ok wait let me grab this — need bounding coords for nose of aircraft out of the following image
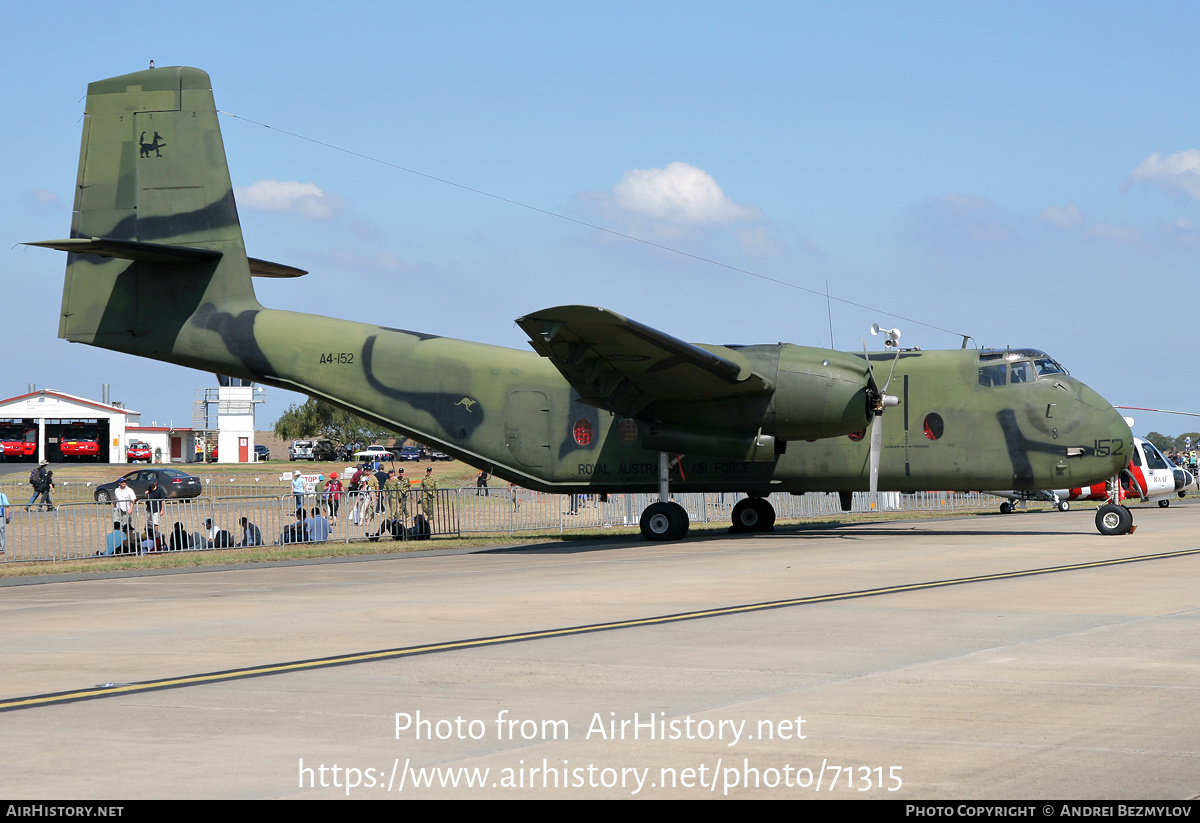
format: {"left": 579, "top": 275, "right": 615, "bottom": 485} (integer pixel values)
{"left": 1099, "top": 403, "right": 1133, "bottom": 478}
{"left": 1173, "top": 467, "right": 1195, "bottom": 492}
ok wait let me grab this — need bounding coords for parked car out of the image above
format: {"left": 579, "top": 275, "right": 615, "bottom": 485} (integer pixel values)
{"left": 93, "top": 468, "right": 202, "bottom": 502}
{"left": 126, "top": 441, "right": 153, "bottom": 463}
{"left": 289, "top": 440, "right": 314, "bottom": 461}
{"left": 429, "top": 450, "right": 452, "bottom": 461}
{"left": 254, "top": 444, "right": 270, "bottom": 461}
{"left": 398, "top": 446, "right": 422, "bottom": 461}
{"left": 363, "top": 444, "right": 394, "bottom": 460}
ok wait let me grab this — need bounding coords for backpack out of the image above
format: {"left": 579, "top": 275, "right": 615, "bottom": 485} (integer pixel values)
{"left": 29, "top": 467, "right": 41, "bottom": 487}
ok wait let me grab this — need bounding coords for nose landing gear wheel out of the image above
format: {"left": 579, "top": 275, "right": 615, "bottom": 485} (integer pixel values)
{"left": 1095, "top": 503, "right": 1134, "bottom": 535}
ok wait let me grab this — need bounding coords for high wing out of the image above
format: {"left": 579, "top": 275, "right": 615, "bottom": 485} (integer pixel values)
{"left": 516, "top": 305, "right": 772, "bottom": 417}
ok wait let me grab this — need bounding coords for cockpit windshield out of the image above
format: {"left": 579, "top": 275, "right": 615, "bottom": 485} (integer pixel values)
{"left": 978, "top": 349, "right": 1069, "bottom": 388}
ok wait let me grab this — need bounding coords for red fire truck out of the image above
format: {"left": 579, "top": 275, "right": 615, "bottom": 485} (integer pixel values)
{"left": 0, "top": 424, "right": 36, "bottom": 461}
{"left": 60, "top": 422, "right": 101, "bottom": 460}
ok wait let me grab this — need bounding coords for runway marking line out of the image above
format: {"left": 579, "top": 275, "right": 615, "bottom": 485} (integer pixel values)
{"left": 3, "top": 547, "right": 1197, "bottom": 712}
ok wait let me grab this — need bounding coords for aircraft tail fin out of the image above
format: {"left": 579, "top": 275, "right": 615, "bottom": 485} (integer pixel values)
{"left": 38, "top": 66, "right": 260, "bottom": 360}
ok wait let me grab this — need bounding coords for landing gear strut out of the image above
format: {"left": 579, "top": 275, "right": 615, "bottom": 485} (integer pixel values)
{"left": 639, "top": 452, "right": 690, "bottom": 541}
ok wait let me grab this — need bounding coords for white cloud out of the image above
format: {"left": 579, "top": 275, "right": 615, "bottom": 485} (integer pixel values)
{"left": 24, "top": 188, "right": 66, "bottom": 209}
{"left": 234, "top": 180, "right": 344, "bottom": 219}
{"left": 736, "top": 225, "right": 784, "bottom": 257}
{"left": 1126, "top": 150, "right": 1200, "bottom": 199}
{"left": 1040, "top": 204, "right": 1084, "bottom": 228}
{"left": 1085, "top": 222, "right": 1142, "bottom": 244}
{"left": 612, "top": 162, "right": 758, "bottom": 225}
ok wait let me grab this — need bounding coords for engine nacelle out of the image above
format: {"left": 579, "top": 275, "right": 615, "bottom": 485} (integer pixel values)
{"left": 643, "top": 422, "right": 778, "bottom": 462}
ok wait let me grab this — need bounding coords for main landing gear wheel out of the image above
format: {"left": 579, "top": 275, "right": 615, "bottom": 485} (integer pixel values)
{"left": 1095, "top": 503, "right": 1135, "bottom": 536}
{"left": 1158, "top": 499, "right": 1171, "bottom": 508}
{"left": 999, "top": 502, "right": 1013, "bottom": 514}
{"left": 1057, "top": 501, "right": 1070, "bottom": 512}
{"left": 729, "top": 497, "right": 776, "bottom": 533}
{"left": 640, "top": 501, "right": 689, "bottom": 541}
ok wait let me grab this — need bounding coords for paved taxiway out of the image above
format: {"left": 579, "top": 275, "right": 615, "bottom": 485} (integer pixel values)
{"left": 2, "top": 500, "right": 1199, "bottom": 799}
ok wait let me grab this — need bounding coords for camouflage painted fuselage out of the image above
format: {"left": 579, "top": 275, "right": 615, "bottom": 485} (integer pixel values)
{"left": 39, "top": 67, "right": 1131, "bottom": 494}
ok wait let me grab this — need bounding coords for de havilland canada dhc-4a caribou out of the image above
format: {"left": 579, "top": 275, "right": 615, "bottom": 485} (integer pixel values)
{"left": 29, "top": 67, "right": 1135, "bottom": 539}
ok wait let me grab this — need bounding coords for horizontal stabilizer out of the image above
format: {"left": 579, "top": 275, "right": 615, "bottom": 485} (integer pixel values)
{"left": 26, "top": 237, "right": 222, "bottom": 264}
{"left": 27, "top": 239, "right": 306, "bottom": 278}
{"left": 517, "top": 305, "right": 772, "bottom": 416}
{"left": 247, "top": 258, "right": 308, "bottom": 278}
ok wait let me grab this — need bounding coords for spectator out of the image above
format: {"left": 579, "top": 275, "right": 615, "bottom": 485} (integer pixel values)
{"left": 280, "top": 511, "right": 308, "bottom": 545}
{"left": 306, "top": 507, "right": 331, "bottom": 542}
{"left": 170, "top": 521, "right": 194, "bottom": 552}
{"left": 27, "top": 467, "right": 54, "bottom": 512}
{"left": 99, "top": 521, "right": 126, "bottom": 556}
{"left": 239, "top": 517, "right": 262, "bottom": 547}
{"left": 144, "top": 475, "right": 166, "bottom": 530}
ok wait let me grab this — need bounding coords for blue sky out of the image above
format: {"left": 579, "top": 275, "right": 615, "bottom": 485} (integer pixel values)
{"left": 4, "top": 1, "right": 1198, "bottom": 437}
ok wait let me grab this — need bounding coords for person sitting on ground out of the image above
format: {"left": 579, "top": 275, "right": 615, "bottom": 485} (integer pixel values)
{"left": 239, "top": 517, "right": 262, "bottom": 547}
{"left": 305, "top": 506, "right": 331, "bottom": 542}
{"left": 99, "top": 521, "right": 126, "bottom": 556}
{"left": 170, "top": 521, "right": 194, "bottom": 552}
{"left": 280, "top": 511, "right": 308, "bottom": 545}
{"left": 139, "top": 526, "right": 162, "bottom": 556}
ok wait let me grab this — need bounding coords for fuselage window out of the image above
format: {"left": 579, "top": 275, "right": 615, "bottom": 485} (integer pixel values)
{"left": 923, "top": 413, "right": 944, "bottom": 441}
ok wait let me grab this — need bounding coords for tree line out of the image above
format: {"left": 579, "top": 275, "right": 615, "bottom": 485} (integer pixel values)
{"left": 1145, "top": 432, "right": 1200, "bottom": 453}
{"left": 273, "top": 398, "right": 400, "bottom": 446}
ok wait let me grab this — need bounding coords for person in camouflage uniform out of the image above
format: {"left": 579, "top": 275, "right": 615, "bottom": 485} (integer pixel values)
{"left": 420, "top": 467, "right": 437, "bottom": 525}
{"left": 393, "top": 468, "right": 409, "bottom": 524}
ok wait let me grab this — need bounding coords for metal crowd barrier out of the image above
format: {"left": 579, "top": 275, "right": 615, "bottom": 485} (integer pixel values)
{"left": 0, "top": 487, "right": 991, "bottom": 563}
{"left": 449, "top": 488, "right": 992, "bottom": 535}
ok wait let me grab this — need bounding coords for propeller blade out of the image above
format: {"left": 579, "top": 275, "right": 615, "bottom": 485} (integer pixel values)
{"left": 869, "top": 411, "right": 883, "bottom": 506}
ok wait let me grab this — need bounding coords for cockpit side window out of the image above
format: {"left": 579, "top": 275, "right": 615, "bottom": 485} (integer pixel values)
{"left": 1142, "top": 442, "right": 1171, "bottom": 470}
{"left": 1034, "top": 358, "right": 1064, "bottom": 377}
{"left": 1009, "top": 361, "right": 1033, "bottom": 384}
{"left": 978, "top": 364, "right": 1007, "bottom": 387}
